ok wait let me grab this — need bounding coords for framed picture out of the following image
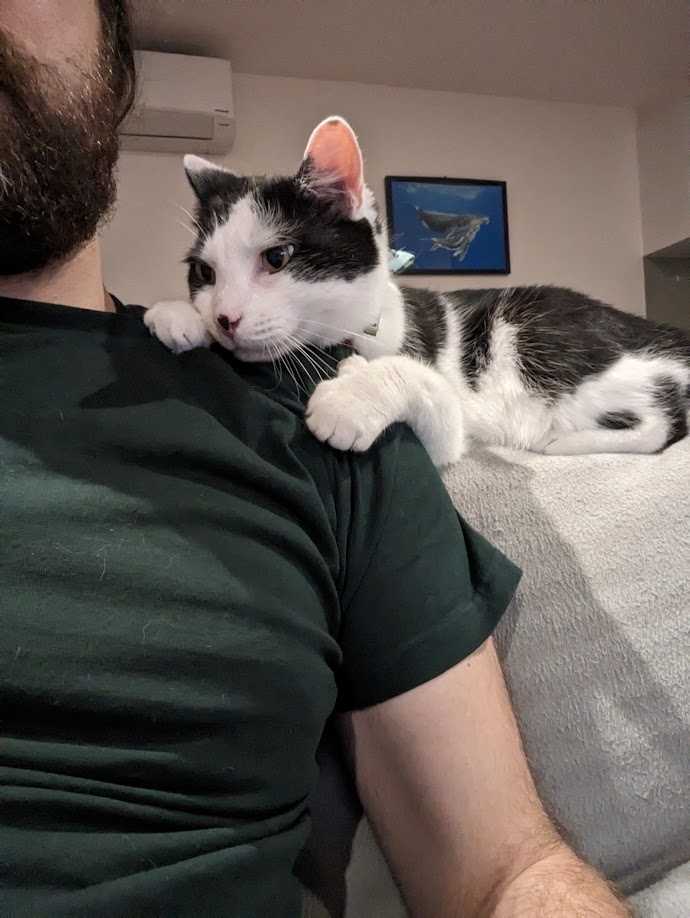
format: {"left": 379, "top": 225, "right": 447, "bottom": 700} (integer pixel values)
{"left": 384, "top": 175, "right": 510, "bottom": 276}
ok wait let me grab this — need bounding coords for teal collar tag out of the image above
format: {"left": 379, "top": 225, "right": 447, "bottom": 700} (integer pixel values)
{"left": 362, "top": 312, "right": 381, "bottom": 337}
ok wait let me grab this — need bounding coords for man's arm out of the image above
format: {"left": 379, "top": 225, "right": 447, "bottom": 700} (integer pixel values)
{"left": 339, "top": 638, "right": 630, "bottom": 918}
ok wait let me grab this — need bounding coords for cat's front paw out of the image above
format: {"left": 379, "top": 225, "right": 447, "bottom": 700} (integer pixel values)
{"left": 144, "top": 300, "right": 212, "bottom": 354}
{"left": 335, "top": 354, "right": 368, "bottom": 377}
{"left": 306, "top": 368, "right": 388, "bottom": 453}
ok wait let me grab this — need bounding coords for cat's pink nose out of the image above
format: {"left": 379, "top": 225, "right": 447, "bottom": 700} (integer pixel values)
{"left": 217, "top": 314, "right": 241, "bottom": 338}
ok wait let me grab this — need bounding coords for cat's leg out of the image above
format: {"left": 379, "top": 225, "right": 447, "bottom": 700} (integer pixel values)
{"left": 144, "top": 300, "right": 213, "bottom": 354}
{"left": 536, "top": 415, "right": 679, "bottom": 455}
{"left": 537, "top": 366, "right": 690, "bottom": 455}
{"left": 539, "top": 380, "right": 689, "bottom": 455}
{"left": 306, "top": 354, "right": 467, "bottom": 466}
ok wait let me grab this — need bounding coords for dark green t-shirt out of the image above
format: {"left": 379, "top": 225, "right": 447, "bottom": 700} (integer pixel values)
{"left": 0, "top": 297, "right": 521, "bottom": 918}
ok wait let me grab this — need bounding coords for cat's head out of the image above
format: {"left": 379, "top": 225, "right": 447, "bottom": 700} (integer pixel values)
{"left": 182, "top": 116, "right": 389, "bottom": 362}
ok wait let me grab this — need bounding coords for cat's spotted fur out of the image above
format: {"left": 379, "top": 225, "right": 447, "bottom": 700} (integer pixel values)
{"left": 145, "top": 117, "right": 690, "bottom": 465}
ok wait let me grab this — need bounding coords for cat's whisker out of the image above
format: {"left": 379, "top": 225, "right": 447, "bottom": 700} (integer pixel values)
{"left": 296, "top": 340, "right": 343, "bottom": 380}
{"left": 264, "top": 339, "right": 273, "bottom": 361}
{"left": 175, "top": 219, "right": 198, "bottom": 240}
{"left": 294, "top": 349, "right": 325, "bottom": 388}
{"left": 268, "top": 342, "right": 283, "bottom": 386}
{"left": 282, "top": 349, "right": 309, "bottom": 398}
{"left": 289, "top": 353, "right": 311, "bottom": 390}
{"left": 301, "top": 346, "right": 338, "bottom": 379}
{"left": 174, "top": 203, "right": 203, "bottom": 233}
{"left": 288, "top": 345, "right": 319, "bottom": 393}
{"left": 289, "top": 336, "right": 339, "bottom": 379}
{"left": 280, "top": 352, "right": 300, "bottom": 395}
{"left": 262, "top": 339, "right": 283, "bottom": 392}
{"left": 171, "top": 205, "right": 205, "bottom": 242}
{"left": 298, "top": 319, "right": 374, "bottom": 345}
{"left": 298, "top": 318, "right": 357, "bottom": 335}
{"left": 290, "top": 333, "right": 329, "bottom": 373}
{"left": 296, "top": 337, "right": 341, "bottom": 365}
{"left": 285, "top": 335, "right": 328, "bottom": 386}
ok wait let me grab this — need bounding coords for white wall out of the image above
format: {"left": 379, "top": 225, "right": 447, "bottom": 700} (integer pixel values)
{"left": 636, "top": 94, "right": 690, "bottom": 256}
{"left": 102, "top": 73, "right": 645, "bottom": 313}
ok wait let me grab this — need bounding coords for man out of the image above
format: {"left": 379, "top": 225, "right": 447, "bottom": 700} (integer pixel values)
{"left": 0, "top": 2, "right": 631, "bottom": 916}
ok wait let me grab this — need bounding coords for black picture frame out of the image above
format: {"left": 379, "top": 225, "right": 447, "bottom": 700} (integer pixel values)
{"left": 384, "top": 175, "right": 511, "bottom": 276}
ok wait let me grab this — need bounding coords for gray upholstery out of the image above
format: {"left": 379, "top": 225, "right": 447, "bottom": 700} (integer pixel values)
{"left": 300, "top": 439, "right": 690, "bottom": 918}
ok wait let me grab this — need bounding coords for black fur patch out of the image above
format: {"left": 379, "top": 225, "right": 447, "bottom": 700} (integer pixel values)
{"left": 185, "top": 257, "right": 210, "bottom": 300}
{"left": 188, "top": 171, "right": 251, "bottom": 247}
{"left": 400, "top": 288, "right": 447, "bottom": 363}
{"left": 597, "top": 410, "right": 640, "bottom": 430}
{"left": 252, "top": 176, "right": 379, "bottom": 283}
{"left": 444, "top": 289, "right": 497, "bottom": 389}
{"left": 434, "top": 285, "right": 690, "bottom": 399}
{"left": 654, "top": 376, "right": 688, "bottom": 449}
{"left": 507, "top": 287, "right": 690, "bottom": 398}
{"left": 370, "top": 197, "right": 383, "bottom": 235}
{"left": 186, "top": 165, "right": 244, "bottom": 205}
{"left": 184, "top": 166, "right": 379, "bottom": 289}
{"left": 506, "top": 287, "right": 623, "bottom": 396}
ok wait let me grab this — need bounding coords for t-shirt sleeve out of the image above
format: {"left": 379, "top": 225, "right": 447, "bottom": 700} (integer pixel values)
{"left": 334, "top": 426, "right": 522, "bottom": 711}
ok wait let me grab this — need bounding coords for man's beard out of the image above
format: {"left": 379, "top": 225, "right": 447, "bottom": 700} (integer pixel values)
{"left": 0, "top": 32, "right": 121, "bottom": 276}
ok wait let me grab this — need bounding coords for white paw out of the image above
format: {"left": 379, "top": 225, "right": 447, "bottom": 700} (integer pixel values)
{"left": 306, "top": 371, "right": 388, "bottom": 453}
{"left": 540, "top": 438, "right": 564, "bottom": 455}
{"left": 336, "top": 354, "right": 368, "bottom": 378}
{"left": 426, "top": 428, "right": 468, "bottom": 467}
{"left": 532, "top": 430, "right": 577, "bottom": 455}
{"left": 144, "top": 300, "right": 212, "bottom": 355}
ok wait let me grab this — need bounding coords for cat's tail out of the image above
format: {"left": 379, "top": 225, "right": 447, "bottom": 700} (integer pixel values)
{"left": 639, "top": 322, "right": 690, "bottom": 449}
{"left": 660, "top": 328, "right": 690, "bottom": 448}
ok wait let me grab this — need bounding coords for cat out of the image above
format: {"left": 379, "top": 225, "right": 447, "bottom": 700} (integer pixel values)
{"left": 144, "top": 115, "right": 690, "bottom": 466}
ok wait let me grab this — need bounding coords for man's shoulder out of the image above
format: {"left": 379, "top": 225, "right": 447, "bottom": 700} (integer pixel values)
{"left": 110, "top": 300, "right": 438, "bottom": 498}
{"left": 112, "top": 297, "right": 145, "bottom": 320}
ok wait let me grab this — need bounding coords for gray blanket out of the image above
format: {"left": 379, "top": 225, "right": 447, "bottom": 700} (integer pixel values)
{"left": 300, "top": 439, "right": 690, "bottom": 918}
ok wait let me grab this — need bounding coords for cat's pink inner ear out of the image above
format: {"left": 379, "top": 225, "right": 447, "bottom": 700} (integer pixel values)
{"left": 304, "top": 118, "right": 364, "bottom": 208}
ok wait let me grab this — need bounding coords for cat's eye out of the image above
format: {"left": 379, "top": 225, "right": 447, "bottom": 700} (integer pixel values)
{"left": 262, "top": 244, "right": 295, "bottom": 274}
{"left": 192, "top": 260, "right": 216, "bottom": 285}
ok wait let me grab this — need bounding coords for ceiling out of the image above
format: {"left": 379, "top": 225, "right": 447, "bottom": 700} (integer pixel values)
{"left": 134, "top": 0, "right": 688, "bottom": 107}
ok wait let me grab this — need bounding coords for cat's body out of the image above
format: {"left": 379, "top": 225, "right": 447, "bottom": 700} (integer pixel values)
{"left": 348, "top": 283, "right": 690, "bottom": 460}
{"left": 145, "top": 117, "right": 690, "bottom": 465}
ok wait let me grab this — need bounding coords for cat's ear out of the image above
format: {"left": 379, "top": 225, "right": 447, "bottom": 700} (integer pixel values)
{"left": 298, "top": 116, "right": 364, "bottom": 216}
{"left": 184, "top": 154, "right": 236, "bottom": 201}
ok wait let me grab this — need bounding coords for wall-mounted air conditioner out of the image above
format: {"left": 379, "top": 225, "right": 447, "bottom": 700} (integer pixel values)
{"left": 119, "top": 51, "right": 235, "bottom": 154}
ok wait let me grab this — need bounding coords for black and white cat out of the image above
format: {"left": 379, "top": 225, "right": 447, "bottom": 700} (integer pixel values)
{"left": 145, "top": 116, "right": 690, "bottom": 465}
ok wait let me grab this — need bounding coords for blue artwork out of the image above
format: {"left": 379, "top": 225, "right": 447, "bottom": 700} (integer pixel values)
{"left": 385, "top": 176, "right": 510, "bottom": 275}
